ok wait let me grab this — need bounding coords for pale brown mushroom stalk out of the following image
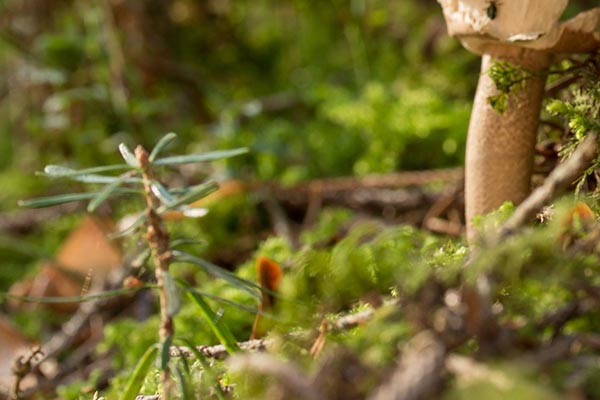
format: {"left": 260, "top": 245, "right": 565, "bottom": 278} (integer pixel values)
{"left": 437, "top": 0, "right": 600, "bottom": 240}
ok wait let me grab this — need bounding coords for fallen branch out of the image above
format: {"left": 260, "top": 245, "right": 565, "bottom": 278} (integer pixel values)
{"left": 329, "top": 307, "right": 375, "bottom": 331}
{"left": 262, "top": 193, "right": 298, "bottom": 249}
{"left": 11, "top": 346, "right": 43, "bottom": 400}
{"left": 497, "top": 133, "right": 598, "bottom": 239}
{"left": 367, "top": 331, "right": 446, "bottom": 400}
{"left": 265, "top": 168, "right": 464, "bottom": 227}
{"left": 16, "top": 273, "right": 136, "bottom": 399}
{"left": 446, "top": 354, "right": 511, "bottom": 390}
{"left": 171, "top": 304, "right": 381, "bottom": 360}
{"left": 171, "top": 339, "right": 271, "bottom": 360}
{"left": 227, "top": 353, "right": 322, "bottom": 400}
{"left": 3, "top": 169, "right": 463, "bottom": 237}
{"left": 282, "top": 168, "right": 463, "bottom": 193}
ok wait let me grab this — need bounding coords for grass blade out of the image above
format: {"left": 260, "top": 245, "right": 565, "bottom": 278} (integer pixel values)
{"left": 187, "top": 291, "right": 239, "bottom": 355}
{"left": 153, "top": 148, "right": 248, "bottom": 166}
{"left": 174, "top": 366, "right": 191, "bottom": 400}
{"left": 172, "top": 250, "right": 260, "bottom": 298}
{"left": 181, "top": 286, "right": 259, "bottom": 315}
{"left": 180, "top": 338, "right": 226, "bottom": 400}
{"left": 174, "top": 345, "right": 191, "bottom": 374}
{"left": 149, "top": 132, "right": 177, "bottom": 162}
{"left": 118, "top": 344, "right": 158, "bottom": 400}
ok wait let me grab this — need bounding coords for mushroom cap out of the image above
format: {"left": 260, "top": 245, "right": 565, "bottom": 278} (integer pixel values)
{"left": 438, "top": 0, "right": 600, "bottom": 54}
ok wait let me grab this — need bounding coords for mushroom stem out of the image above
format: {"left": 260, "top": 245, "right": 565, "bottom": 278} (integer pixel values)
{"left": 465, "top": 48, "right": 551, "bottom": 240}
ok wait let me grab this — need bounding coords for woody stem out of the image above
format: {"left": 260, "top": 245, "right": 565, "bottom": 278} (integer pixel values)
{"left": 135, "top": 145, "right": 174, "bottom": 398}
{"left": 465, "top": 48, "right": 550, "bottom": 241}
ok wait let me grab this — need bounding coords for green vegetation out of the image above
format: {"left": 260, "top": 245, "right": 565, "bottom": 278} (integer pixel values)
{"left": 0, "top": 1, "right": 599, "bottom": 399}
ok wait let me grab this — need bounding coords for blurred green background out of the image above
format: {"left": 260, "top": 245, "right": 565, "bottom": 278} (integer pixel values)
{"left": 0, "top": 0, "right": 479, "bottom": 210}
{"left": 1, "top": 0, "right": 595, "bottom": 203}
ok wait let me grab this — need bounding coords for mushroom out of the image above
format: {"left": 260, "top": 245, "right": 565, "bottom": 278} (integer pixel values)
{"left": 437, "top": 0, "right": 600, "bottom": 240}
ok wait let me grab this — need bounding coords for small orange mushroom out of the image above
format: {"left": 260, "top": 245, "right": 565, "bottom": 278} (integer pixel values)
{"left": 250, "top": 256, "right": 283, "bottom": 340}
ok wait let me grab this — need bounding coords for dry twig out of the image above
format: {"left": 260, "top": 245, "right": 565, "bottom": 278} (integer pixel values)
{"left": 262, "top": 192, "right": 298, "bottom": 248}
{"left": 136, "top": 145, "right": 175, "bottom": 398}
{"left": 446, "top": 354, "right": 511, "bottom": 390}
{"left": 367, "top": 331, "right": 446, "bottom": 400}
{"left": 170, "top": 305, "right": 381, "bottom": 360}
{"left": 228, "top": 353, "right": 322, "bottom": 400}
{"left": 171, "top": 339, "right": 271, "bottom": 360}
{"left": 498, "top": 133, "right": 598, "bottom": 239}
{"left": 16, "top": 268, "right": 134, "bottom": 399}
{"left": 11, "top": 347, "right": 43, "bottom": 400}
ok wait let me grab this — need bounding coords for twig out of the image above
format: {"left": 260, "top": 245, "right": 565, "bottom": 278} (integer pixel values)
{"left": 227, "top": 353, "right": 322, "bottom": 400}
{"left": 171, "top": 306, "right": 381, "bottom": 360}
{"left": 534, "top": 299, "right": 591, "bottom": 338}
{"left": 498, "top": 133, "right": 598, "bottom": 239}
{"left": 30, "top": 267, "right": 131, "bottom": 365}
{"left": 135, "top": 146, "right": 174, "bottom": 398}
{"left": 580, "top": 284, "right": 600, "bottom": 302}
{"left": 271, "top": 167, "right": 463, "bottom": 198}
{"left": 262, "top": 193, "right": 298, "bottom": 248}
{"left": 461, "top": 276, "right": 501, "bottom": 355}
{"left": 578, "top": 333, "right": 600, "bottom": 350}
{"left": 422, "top": 183, "right": 462, "bottom": 224}
{"left": 18, "top": 354, "right": 114, "bottom": 400}
{"left": 301, "top": 183, "right": 323, "bottom": 231}
{"left": 423, "top": 217, "right": 464, "bottom": 236}
{"left": 3, "top": 169, "right": 460, "bottom": 237}
{"left": 528, "top": 335, "right": 578, "bottom": 365}
{"left": 309, "top": 319, "right": 328, "bottom": 358}
{"left": 422, "top": 181, "right": 464, "bottom": 236}
{"left": 568, "top": 225, "right": 600, "bottom": 254}
{"left": 330, "top": 307, "right": 376, "bottom": 331}
{"left": 17, "top": 288, "right": 134, "bottom": 399}
{"left": 367, "top": 331, "right": 446, "bottom": 400}
{"left": 262, "top": 170, "right": 464, "bottom": 229}
{"left": 171, "top": 339, "right": 271, "bottom": 360}
{"left": 545, "top": 74, "right": 582, "bottom": 98}
{"left": 446, "top": 354, "right": 511, "bottom": 390}
{"left": 11, "top": 347, "right": 43, "bottom": 400}
{"left": 0, "top": 203, "right": 82, "bottom": 234}
{"left": 524, "top": 332, "right": 600, "bottom": 366}
{"left": 36, "top": 300, "right": 98, "bottom": 362}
